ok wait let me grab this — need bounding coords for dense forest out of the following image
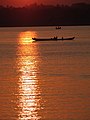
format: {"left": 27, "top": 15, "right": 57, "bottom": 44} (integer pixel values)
{"left": 0, "top": 3, "right": 90, "bottom": 26}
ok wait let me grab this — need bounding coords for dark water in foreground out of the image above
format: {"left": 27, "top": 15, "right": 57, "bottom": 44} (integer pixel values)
{"left": 0, "top": 26, "right": 90, "bottom": 120}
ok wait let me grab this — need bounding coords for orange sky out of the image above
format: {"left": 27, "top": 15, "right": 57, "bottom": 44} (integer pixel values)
{"left": 0, "top": 0, "right": 90, "bottom": 7}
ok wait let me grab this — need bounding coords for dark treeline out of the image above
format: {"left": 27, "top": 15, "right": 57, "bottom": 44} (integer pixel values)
{"left": 0, "top": 3, "right": 90, "bottom": 27}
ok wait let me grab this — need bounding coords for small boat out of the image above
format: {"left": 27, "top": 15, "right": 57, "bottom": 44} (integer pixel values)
{"left": 56, "top": 26, "right": 61, "bottom": 29}
{"left": 32, "top": 37, "right": 75, "bottom": 41}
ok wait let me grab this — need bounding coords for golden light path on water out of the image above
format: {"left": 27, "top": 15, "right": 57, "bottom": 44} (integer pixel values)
{"left": 17, "top": 31, "right": 41, "bottom": 120}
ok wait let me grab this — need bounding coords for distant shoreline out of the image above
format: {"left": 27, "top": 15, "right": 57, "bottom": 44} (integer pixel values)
{"left": 0, "top": 3, "right": 90, "bottom": 27}
{"left": 0, "top": 24, "right": 90, "bottom": 27}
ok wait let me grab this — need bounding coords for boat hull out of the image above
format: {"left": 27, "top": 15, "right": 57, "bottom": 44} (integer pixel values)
{"left": 32, "top": 37, "right": 75, "bottom": 41}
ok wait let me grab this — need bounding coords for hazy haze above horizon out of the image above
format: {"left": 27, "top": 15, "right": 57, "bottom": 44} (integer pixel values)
{"left": 0, "top": 0, "right": 90, "bottom": 7}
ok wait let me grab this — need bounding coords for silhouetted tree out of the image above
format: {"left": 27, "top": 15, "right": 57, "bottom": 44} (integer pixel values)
{"left": 0, "top": 3, "right": 90, "bottom": 26}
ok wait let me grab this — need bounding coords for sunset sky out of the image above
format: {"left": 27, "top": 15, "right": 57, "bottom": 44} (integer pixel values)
{"left": 0, "top": 0, "right": 90, "bottom": 7}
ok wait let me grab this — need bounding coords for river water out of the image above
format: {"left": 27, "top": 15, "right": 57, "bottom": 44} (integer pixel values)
{"left": 0, "top": 26, "right": 90, "bottom": 120}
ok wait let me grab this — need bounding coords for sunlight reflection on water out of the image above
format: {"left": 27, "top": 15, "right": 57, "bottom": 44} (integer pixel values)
{"left": 16, "top": 31, "right": 42, "bottom": 120}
